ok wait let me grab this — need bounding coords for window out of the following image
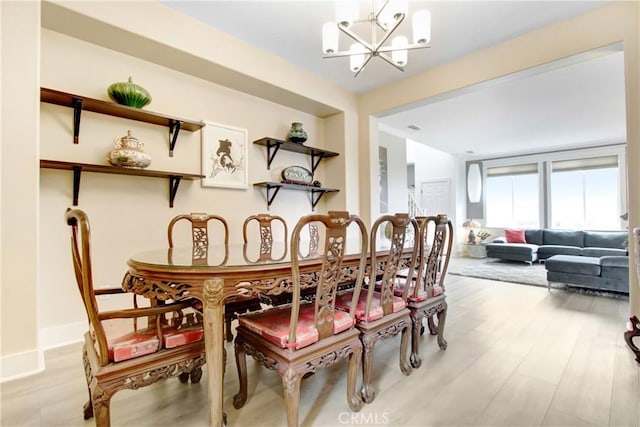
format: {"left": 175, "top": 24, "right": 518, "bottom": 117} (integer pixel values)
{"left": 485, "top": 163, "right": 540, "bottom": 228}
{"left": 550, "top": 156, "right": 619, "bottom": 230}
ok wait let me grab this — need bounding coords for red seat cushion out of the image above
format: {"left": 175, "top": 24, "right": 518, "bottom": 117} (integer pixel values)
{"left": 238, "top": 303, "right": 354, "bottom": 350}
{"left": 394, "top": 277, "right": 428, "bottom": 302}
{"left": 395, "top": 278, "right": 444, "bottom": 302}
{"left": 108, "top": 330, "right": 159, "bottom": 362}
{"left": 163, "top": 326, "right": 204, "bottom": 348}
{"left": 335, "top": 290, "right": 406, "bottom": 322}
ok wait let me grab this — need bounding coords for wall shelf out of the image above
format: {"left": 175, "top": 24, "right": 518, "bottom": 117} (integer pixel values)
{"left": 40, "top": 88, "right": 204, "bottom": 156}
{"left": 40, "top": 159, "right": 204, "bottom": 208}
{"left": 253, "top": 137, "right": 339, "bottom": 173}
{"left": 253, "top": 181, "right": 339, "bottom": 211}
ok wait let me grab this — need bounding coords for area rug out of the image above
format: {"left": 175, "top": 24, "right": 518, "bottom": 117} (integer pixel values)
{"left": 447, "top": 257, "right": 628, "bottom": 299}
{"left": 448, "top": 257, "right": 547, "bottom": 287}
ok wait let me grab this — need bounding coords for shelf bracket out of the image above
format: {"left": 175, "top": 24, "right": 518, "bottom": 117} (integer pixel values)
{"left": 265, "top": 184, "right": 282, "bottom": 210}
{"left": 265, "top": 141, "right": 282, "bottom": 170}
{"left": 310, "top": 189, "right": 327, "bottom": 211}
{"left": 72, "top": 166, "right": 82, "bottom": 205}
{"left": 168, "top": 175, "right": 182, "bottom": 208}
{"left": 310, "top": 152, "right": 326, "bottom": 174}
{"left": 169, "top": 120, "right": 183, "bottom": 157}
{"left": 72, "top": 97, "right": 83, "bottom": 144}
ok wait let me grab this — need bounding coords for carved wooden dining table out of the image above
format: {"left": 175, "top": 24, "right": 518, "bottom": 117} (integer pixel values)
{"left": 122, "top": 241, "right": 413, "bottom": 426}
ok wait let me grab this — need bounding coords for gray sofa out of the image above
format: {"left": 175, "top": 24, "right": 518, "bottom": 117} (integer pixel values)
{"left": 485, "top": 229, "right": 627, "bottom": 263}
{"left": 485, "top": 228, "right": 629, "bottom": 293}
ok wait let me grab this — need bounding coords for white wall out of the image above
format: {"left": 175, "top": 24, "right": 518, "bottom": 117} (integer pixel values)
{"left": 2, "top": 0, "right": 359, "bottom": 381}
{"left": 378, "top": 132, "right": 407, "bottom": 215}
{"left": 407, "top": 139, "right": 461, "bottom": 223}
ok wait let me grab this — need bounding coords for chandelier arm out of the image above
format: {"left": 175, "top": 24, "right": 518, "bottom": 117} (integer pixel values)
{"left": 353, "top": 55, "right": 374, "bottom": 78}
{"left": 338, "top": 25, "right": 373, "bottom": 52}
{"left": 374, "top": 0, "right": 391, "bottom": 20}
{"left": 377, "top": 43, "right": 432, "bottom": 53}
{"left": 373, "top": 14, "right": 405, "bottom": 52}
{"left": 377, "top": 52, "right": 405, "bottom": 72}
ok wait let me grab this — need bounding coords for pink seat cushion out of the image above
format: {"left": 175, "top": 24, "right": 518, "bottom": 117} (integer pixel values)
{"left": 335, "top": 290, "right": 406, "bottom": 322}
{"left": 238, "top": 303, "right": 354, "bottom": 350}
{"left": 108, "top": 330, "right": 159, "bottom": 362}
{"left": 394, "top": 278, "right": 428, "bottom": 302}
{"left": 163, "top": 326, "right": 204, "bottom": 348}
{"left": 395, "top": 278, "right": 444, "bottom": 302}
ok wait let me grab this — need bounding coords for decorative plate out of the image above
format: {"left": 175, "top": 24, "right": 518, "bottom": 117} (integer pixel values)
{"left": 281, "top": 166, "right": 313, "bottom": 185}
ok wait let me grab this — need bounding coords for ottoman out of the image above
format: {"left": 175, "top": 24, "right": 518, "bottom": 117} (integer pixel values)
{"left": 545, "top": 255, "right": 601, "bottom": 291}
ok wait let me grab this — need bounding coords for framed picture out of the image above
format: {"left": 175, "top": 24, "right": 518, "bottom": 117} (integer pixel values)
{"left": 201, "top": 120, "right": 248, "bottom": 189}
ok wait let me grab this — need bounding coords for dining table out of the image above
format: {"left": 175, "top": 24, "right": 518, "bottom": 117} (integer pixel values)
{"left": 122, "top": 240, "right": 414, "bottom": 426}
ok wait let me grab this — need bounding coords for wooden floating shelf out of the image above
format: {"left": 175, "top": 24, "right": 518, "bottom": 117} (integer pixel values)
{"left": 253, "top": 181, "right": 339, "bottom": 210}
{"left": 41, "top": 159, "right": 203, "bottom": 208}
{"left": 253, "top": 137, "right": 339, "bottom": 172}
{"left": 41, "top": 87, "right": 203, "bottom": 155}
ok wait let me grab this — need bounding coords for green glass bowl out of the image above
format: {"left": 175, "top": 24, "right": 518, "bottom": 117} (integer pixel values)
{"left": 107, "top": 77, "right": 152, "bottom": 109}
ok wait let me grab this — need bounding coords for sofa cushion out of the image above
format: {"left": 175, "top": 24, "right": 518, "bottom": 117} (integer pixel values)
{"left": 543, "top": 230, "right": 583, "bottom": 247}
{"left": 583, "top": 231, "right": 627, "bottom": 250}
{"left": 486, "top": 243, "right": 538, "bottom": 257}
{"left": 538, "top": 245, "right": 583, "bottom": 259}
{"left": 582, "top": 247, "right": 627, "bottom": 257}
{"left": 524, "top": 229, "right": 543, "bottom": 245}
{"left": 545, "top": 255, "right": 601, "bottom": 276}
{"left": 505, "top": 229, "right": 526, "bottom": 243}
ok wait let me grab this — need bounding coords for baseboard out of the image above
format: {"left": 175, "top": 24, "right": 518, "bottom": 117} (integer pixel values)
{"left": 0, "top": 348, "right": 43, "bottom": 383}
{"left": 39, "top": 321, "right": 85, "bottom": 351}
{"left": 0, "top": 322, "right": 85, "bottom": 383}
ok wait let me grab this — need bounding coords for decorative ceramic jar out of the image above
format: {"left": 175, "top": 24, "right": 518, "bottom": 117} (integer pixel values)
{"left": 107, "top": 76, "right": 152, "bottom": 108}
{"left": 286, "top": 122, "right": 308, "bottom": 144}
{"left": 108, "top": 130, "right": 151, "bottom": 169}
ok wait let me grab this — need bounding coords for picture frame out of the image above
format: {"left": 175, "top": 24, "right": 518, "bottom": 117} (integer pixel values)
{"left": 201, "top": 120, "right": 248, "bottom": 189}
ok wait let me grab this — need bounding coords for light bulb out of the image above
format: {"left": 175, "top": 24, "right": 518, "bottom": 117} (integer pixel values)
{"left": 322, "top": 22, "right": 338, "bottom": 54}
{"left": 336, "top": 1, "right": 358, "bottom": 27}
{"left": 349, "top": 44, "right": 366, "bottom": 72}
{"left": 412, "top": 9, "right": 431, "bottom": 44}
{"left": 391, "top": 36, "right": 408, "bottom": 66}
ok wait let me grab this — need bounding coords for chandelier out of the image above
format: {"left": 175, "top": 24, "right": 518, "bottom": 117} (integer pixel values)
{"left": 322, "top": 0, "right": 431, "bottom": 77}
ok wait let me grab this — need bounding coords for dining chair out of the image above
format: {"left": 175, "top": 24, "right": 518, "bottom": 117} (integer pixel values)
{"left": 233, "top": 211, "right": 368, "bottom": 427}
{"left": 334, "top": 212, "right": 417, "bottom": 403}
{"left": 396, "top": 214, "right": 453, "bottom": 368}
{"left": 167, "top": 212, "right": 262, "bottom": 342}
{"left": 242, "top": 213, "right": 288, "bottom": 262}
{"left": 65, "top": 209, "right": 206, "bottom": 427}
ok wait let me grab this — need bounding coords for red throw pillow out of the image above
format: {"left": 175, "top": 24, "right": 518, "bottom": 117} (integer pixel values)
{"left": 505, "top": 229, "right": 526, "bottom": 243}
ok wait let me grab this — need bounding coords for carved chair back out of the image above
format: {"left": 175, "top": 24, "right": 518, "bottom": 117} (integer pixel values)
{"left": 366, "top": 213, "right": 418, "bottom": 316}
{"left": 167, "top": 213, "right": 229, "bottom": 248}
{"left": 412, "top": 214, "right": 453, "bottom": 299}
{"left": 289, "top": 211, "right": 368, "bottom": 343}
{"left": 242, "top": 213, "right": 288, "bottom": 262}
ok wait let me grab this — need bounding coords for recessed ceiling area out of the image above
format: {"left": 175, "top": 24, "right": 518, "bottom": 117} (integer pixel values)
{"left": 378, "top": 47, "right": 627, "bottom": 158}
{"left": 158, "top": 1, "right": 624, "bottom": 159}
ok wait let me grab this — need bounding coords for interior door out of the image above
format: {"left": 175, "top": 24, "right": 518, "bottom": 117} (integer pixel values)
{"left": 420, "top": 179, "right": 451, "bottom": 216}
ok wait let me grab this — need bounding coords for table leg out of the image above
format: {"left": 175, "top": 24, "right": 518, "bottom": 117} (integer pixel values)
{"left": 204, "top": 278, "right": 225, "bottom": 427}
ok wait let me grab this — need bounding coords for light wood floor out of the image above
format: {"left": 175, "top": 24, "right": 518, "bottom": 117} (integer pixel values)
{"left": 2, "top": 275, "right": 639, "bottom": 427}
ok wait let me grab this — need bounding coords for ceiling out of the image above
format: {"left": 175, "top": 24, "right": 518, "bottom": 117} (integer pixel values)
{"left": 159, "top": 1, "right": 626, "bottom": 158}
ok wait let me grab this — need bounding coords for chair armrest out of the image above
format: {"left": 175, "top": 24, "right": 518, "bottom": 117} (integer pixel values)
{"left": 98, "top": 300, "right": 194, "bottom": 321}
{"left": 95, "top": 287, "right": 127, "bottom": 295}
